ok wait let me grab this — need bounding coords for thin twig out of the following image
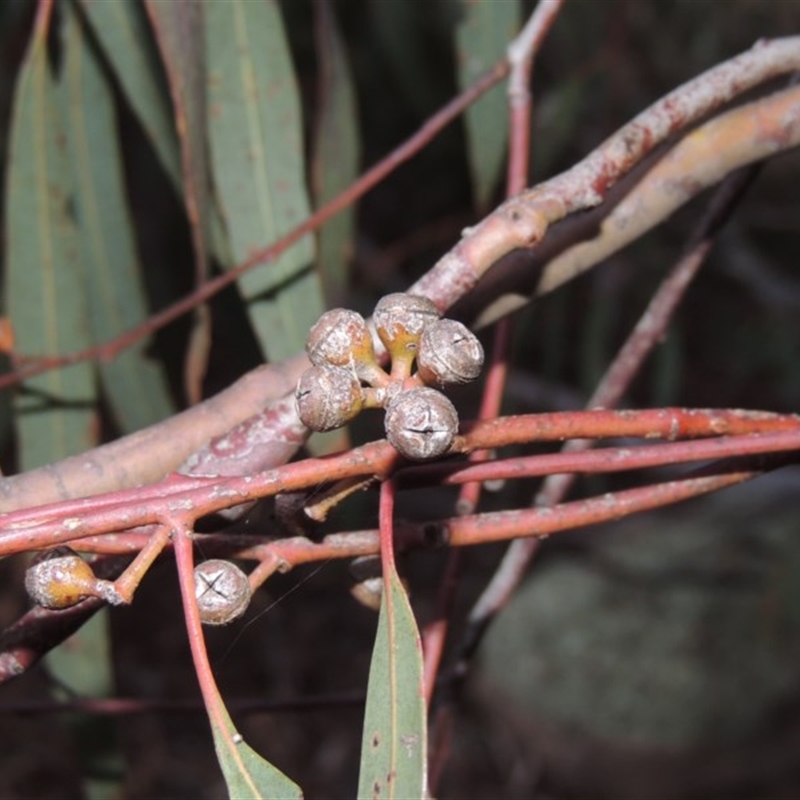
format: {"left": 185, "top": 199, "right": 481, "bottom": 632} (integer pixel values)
{"left": 3, "top": 445, "right": 795, "bottom": 683}
{"left": 3, "top": 407, "right": 795, "bottom": 555}
{"left": 422, "top": 0, "right": 565, "bottom": 713}
{"left": 456, "top": 164, "right": 764, "bottom": 663}
{"left": 411, "top": 37, "right": 800, "bottom": 309}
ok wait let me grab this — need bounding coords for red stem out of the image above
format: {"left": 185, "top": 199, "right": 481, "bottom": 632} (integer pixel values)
{"left": 2, "top": 408, "right": 797, "bottom": 555}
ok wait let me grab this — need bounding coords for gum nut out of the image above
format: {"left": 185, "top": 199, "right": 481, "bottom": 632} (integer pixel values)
{"left": 384, "top": 387, "right": 458, "bottom": 460}
{"left": 195, "top": 559, "right": 252, "bottom": 625}
{"left": 417, "top": 319, "right": 484, "bottom": 386}
{"left": 306, "top": 308, "right": 375, "bottom": 367}
{"left": 373, "top": 293, "right": 441, "bottom": 351}
{"left": 296, "top": 365, "right": 364, "bottom": 431}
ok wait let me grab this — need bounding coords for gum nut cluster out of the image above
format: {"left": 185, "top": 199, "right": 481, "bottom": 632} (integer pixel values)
{"left": 295, "top": 292, "right": 484, "bottom": 460}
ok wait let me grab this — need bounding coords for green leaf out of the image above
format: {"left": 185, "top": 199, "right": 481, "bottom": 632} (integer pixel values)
{"left": 76, "top": 0, "right": 231, "bottom": 268}
{"left": 311, "top": 0, "right": 360, "bottom": 305}
{"left": 144, "top": 0, "right": 210, "bottom": 276}
{"left": 4, "top": 22, "right": 97, "bottom": 470}
{"left": 211, "top": 698, "right": 303, "bottom": 800}
{"left": 75, "top": 0, "right": 182, "bottom": 188}
{"left": 206, "top": 0, "right": 325, "bottom": 363}
{"left": 358, "top": 569, "right": 427, "bottom": 800}
{"left": 144, "top": 0, "right": 213, "bottom": 401}
{"left": 62, "top": 4, "right": 175, "bottom": 433}
{"left": 455, "top": 0, "right": 521, "bottom": 211}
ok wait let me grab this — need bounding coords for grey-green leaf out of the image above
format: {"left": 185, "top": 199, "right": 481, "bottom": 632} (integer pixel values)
{"left": 206, "top": 0, "right": 325, "bottom": 363}
{"left": 357, "top": 569, "right": 427, "bottom": 800}
{"left": 455, "top": 0, "right": 521, "bottom": 211}
{"left": 211, "top": 703, "right": 303, "bottom": 800}
{"left": 4, "top": 23, "right": 97, "bottom": 470}
{"left": 311, "top": 0, "right": 360, "bottom": 305}
{"left": 144, "top": 0, "right": 210, "bottom": 279}
{"left": 76, "top": 0, "right": 182, "bottom": 189}
{"left": 62, "top": 4, "right": 175, "bottom": 433}
{"left": 77, "top": 0, "right": 231, "bottom": 268}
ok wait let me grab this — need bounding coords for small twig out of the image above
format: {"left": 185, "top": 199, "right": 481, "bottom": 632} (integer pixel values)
{"left": 32, "top": 0, "right": 54, "bottom": 40}
{"left": 112, "top": 524, "right": 172, "bottom": 603}
{"left": 3, "top": 446, "right": 794, "bottom": 683}
{"left": 51, "top": 428, "right": 800, "bottom": 561}
{"left": 3, "top": 407, "right": 795, "bottom": 555}
{"left": 411, "top": 37, "right": 800, "bottom": 309}
{"left": 422, "top": 0, "right": 565, "bottom": 713}
{"left": 456, "top": 165, "right": 764, "bottom": 663}
{"left": 506, "top": 0, "right": 565, "bottom": 195}
{"left": 236, "top": 460, "right": 779, "bottom": 569}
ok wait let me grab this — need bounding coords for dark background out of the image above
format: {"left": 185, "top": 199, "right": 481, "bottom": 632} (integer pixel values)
{"left": 0, "top": 1, "right": 799, "bottom": 797}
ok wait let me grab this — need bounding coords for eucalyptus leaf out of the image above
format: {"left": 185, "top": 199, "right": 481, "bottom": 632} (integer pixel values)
{"left": 455, "top": 0, "right": 521, "bottom": 210}
{"left": 77, "top": 0, "right": 231, "bottom": 267}
{"left": 62, "top": 4, "right": 175, "bottom": 433}
{"left": 211, "top": 701, "right": 303, "bottom": 800}
{"left": 206, "top": 0, "right": 325, "bottom": 363}
{"left": 357, "top": 569, "right": 427, "bottom": 800}
{"left": 4, "top": 22, "right": 96, "bottom": 470}
{"left": 75, "top": 0, "right": 182, "bottom": 188}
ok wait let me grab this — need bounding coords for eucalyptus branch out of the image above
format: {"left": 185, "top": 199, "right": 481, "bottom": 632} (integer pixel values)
{"left": 537, "top": 82, "right": 800, "bottom": 293}
{"left": 3, "top": 37, "right": 797, "bottom": 521}
{"left": 411, "top": 36, "right": 800, "bottom": 310}
{"left": 457, "top": 165, "right": 765, "bottom": 663}
{"left": 3, "top": 430, "right": 797, "bottom": 684}
{"left": 2, "top": 408, "right": 798, "bottom": 557}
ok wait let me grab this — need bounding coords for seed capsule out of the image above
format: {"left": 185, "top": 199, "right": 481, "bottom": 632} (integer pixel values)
{"left": 373, "top": 293, "right": 441, "bottom": 372}
{"left": 305, "top": 308, "right": 385, "bottom": 385}
{"left": 25, "top": 547, "right": 102, "bottom": 609}
{"left": 195, "top": 559, "right": 252, "bottom": 625}
{"left": 384, "top": 387, "right": 459, "bottom": 460}
{"left": 296, "top": 365, "right": 364, "bottom": 432}
{"left": 417, "top": 319, "right": 484, "bottom": 387}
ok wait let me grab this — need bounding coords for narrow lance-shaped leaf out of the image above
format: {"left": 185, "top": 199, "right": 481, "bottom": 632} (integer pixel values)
{"left": 311, "top": 0, "right": 360, "bottom": 306}
{"left": 144, "top": 0, "right": 212, "bottom": 403}
{"left": 75, "top": 0, "right": 182, "bottom": 188}
{"left": 206, "top": 0, "right": 325, "bottom": 363}
{"left": 211, "top": 701, "right": 303, "bottom": 800}
{"left": 172, "top": 528, "right": 303, "bottom": 800}
{"left": 455, "top": 0, "right": 521, "bottom": 211}
{"left": 76, "top": 0, "right": 232, "bottom": 267}
{"left": 4, "top": 20, "right": 97, "bottom": 471}
{"left": 62, "top": 4, "right": 175, "bottom": 433}
{"left": 143, "top": 0, "right": 209, "bottom": 282}
{"left": 358, "top": 569, "right": 427, "bottom": 798}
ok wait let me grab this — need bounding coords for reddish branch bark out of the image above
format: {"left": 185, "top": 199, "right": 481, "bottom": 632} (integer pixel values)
{"left": 1, "top": 407, "right": 798, "bottom": 556}
{"left": 1, "top": 37, "right": 797, "bottom": 522}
